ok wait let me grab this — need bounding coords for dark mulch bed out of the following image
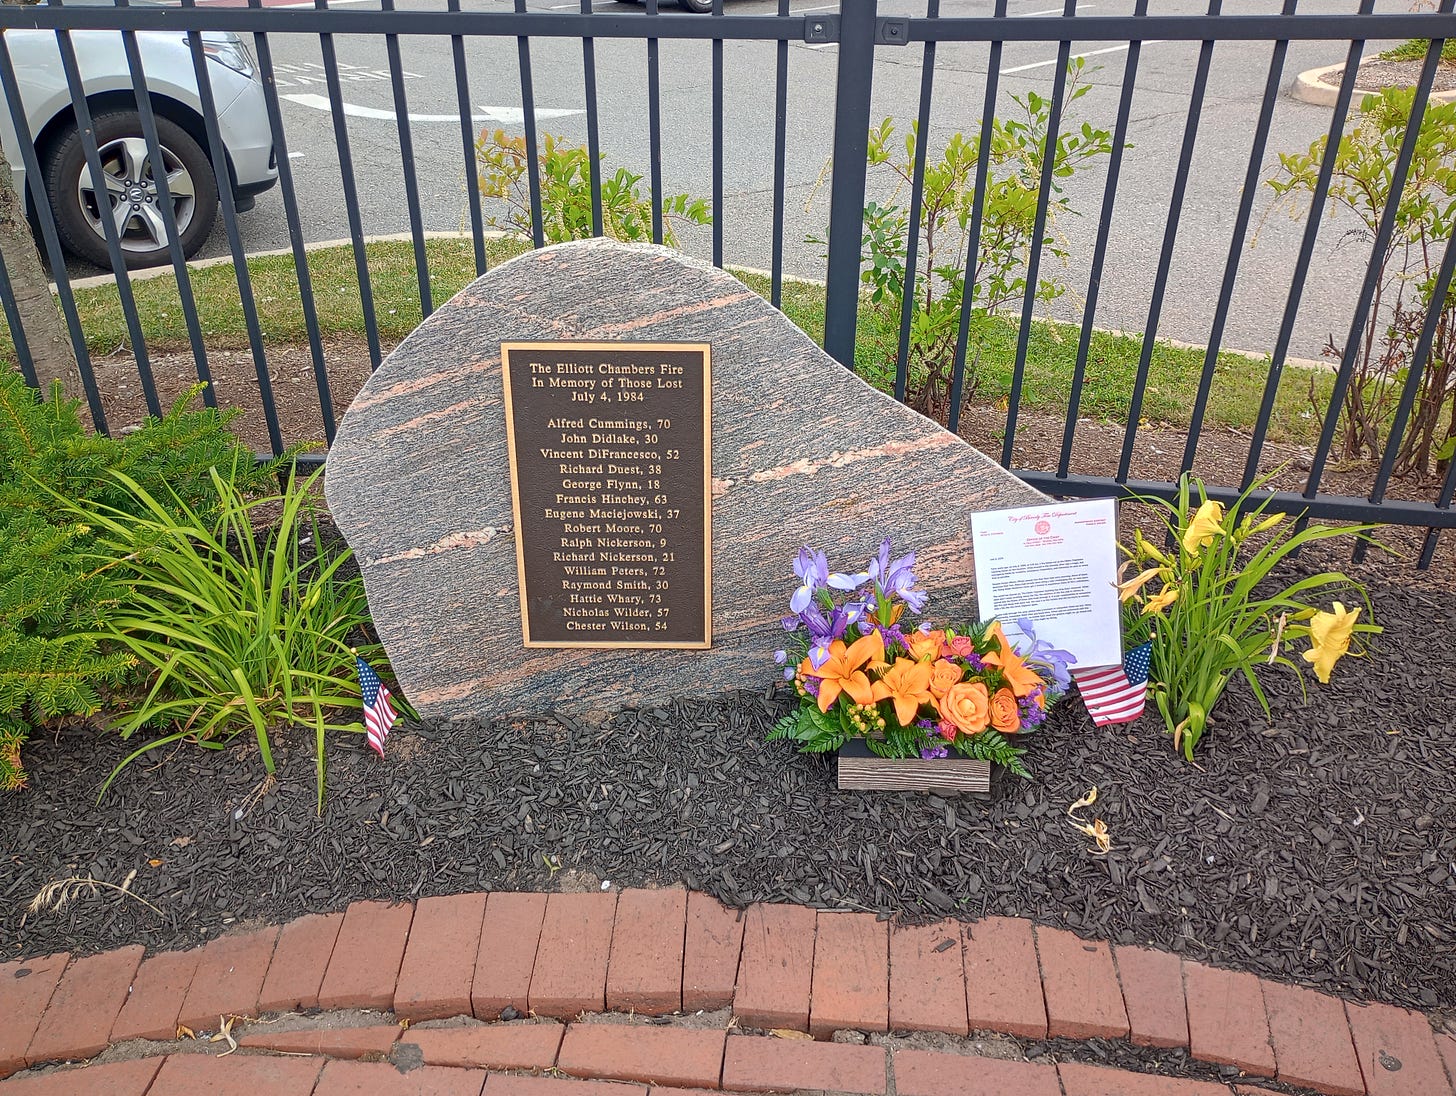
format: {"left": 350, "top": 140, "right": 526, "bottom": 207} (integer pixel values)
{"left": 4, "top": 558, "right": 1454, "bottom": 1020}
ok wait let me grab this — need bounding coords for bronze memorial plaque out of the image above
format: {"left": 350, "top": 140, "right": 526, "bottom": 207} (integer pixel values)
{"left": 501, "top": 341, "right": 712, "bottom": 648}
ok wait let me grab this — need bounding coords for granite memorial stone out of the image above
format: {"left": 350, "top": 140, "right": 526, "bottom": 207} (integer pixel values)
{"left": 324, "top": 239, "right": 1047, "bottom": 721}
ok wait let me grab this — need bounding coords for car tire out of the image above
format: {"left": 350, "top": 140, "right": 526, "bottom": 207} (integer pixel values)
{"left": 678, "top": 0, "right": 714, "bottom": 11}
{"left": 44, "top": 109, "right": 219, "bottom": 269}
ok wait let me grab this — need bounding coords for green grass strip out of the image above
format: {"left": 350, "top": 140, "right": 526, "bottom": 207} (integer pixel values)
{"left": 3, "top": 236, "right": 1331, "bottom": 444}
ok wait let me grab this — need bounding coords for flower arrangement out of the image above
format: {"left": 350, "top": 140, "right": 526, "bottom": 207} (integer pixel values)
{"left": 767, "top": 540, "right": 1072, "bottom": 777}
{"left": 1118, "top": 473, "right": 1381, "bottom": 760}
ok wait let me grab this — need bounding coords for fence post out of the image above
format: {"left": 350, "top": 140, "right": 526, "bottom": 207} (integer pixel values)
{"left": 823, "top": 0, "right": 877, "bottom": 369}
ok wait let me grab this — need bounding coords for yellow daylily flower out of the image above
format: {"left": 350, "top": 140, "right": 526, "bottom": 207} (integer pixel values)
{"left": 1182, "top": 500, "right": 1225, "bottom": 556}
{"left": 1141, "top": 585, "right": 1179, "bottom": 615}
{"left": 1117, "top": 566, "right": 1163, "bottom": 603}
{"left": 1303, "top": 602, "right": 1360, "bottom": 684}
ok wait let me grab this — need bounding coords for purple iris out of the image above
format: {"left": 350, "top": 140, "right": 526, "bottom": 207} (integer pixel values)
{"left": 1015, "top": 617, "right": 1075, "bottom": 695}
{"left": 797, "top": 601, "right": 870, "bottom": 669}
{"left": 789, "top": 547, "right": 830, "bottom": 614}
{"left": 866, "top": 538, "right": 927, "bottom": 613}
{"left": 791, "top": 546, "right": 869, "bottom": 616}
{"left": 774, "top": 649, "right": 795, "bottom": 680}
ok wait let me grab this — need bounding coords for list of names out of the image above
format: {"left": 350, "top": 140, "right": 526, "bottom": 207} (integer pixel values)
{"left": 502, "top": 341, "right": 711, "bottom": 648}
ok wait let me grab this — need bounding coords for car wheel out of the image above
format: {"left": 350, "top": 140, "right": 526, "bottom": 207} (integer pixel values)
{"left": 44, "top": 110, "right": 219, "bottom": 269}
{"left": 678, "top": 0, "right": 714, "bottom": 11}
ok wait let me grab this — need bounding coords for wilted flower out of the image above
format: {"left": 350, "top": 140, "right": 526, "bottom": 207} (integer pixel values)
{"left": 1117, "top": 566, "right": 1163, "bottom": 603}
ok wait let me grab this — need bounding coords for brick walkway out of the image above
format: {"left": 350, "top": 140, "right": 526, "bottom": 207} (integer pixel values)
{"left": 2, "top": 889, "right": 1453, "bottom": 1095}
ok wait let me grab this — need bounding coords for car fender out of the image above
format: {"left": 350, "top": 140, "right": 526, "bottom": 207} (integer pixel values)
{"left": 1, "top": 28, "right": 248, "bottom": 191}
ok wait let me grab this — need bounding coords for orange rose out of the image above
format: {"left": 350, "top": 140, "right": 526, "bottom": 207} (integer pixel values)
{"left": 989, "top": 687, "right": 1020, "bottom": 733}
{"left": 927, "top": 658, "right": 963, "bottom": 700}
{"left": 940, "top": 681, "right": 990, "bottom": 736}
{"left": 905, "top": 629, "right": 946, "bottom": 664}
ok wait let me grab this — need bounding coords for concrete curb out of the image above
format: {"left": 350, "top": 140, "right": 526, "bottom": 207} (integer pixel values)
{"left": 1292, "top": 59, "right": 1456, "bottom": 109}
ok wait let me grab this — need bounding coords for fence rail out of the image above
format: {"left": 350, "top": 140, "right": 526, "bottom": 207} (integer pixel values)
{"left": 1, "top": 0, "right": 1454, "bottom": 566}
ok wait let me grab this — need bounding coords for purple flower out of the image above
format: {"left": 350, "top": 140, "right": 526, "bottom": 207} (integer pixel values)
{"left": 774, "top": 649, "right": 796, "bottom": 680}
{"left": 790, "top": 547, "right": 830, "bottom": 614}
{"left": 796, "top": 601, "right": 870, "bottom": 669}
{"left": 1018, "top": 686, "right": 1049, "bottom": 728}
{"left": 861, "top": 620, "right": 910, "bottom": 655}
{"left": 919, "top": 744, "right": 949, "bottom": 760}
{"left": 866, "top": 538, "right": 927, "bottom": 614}
{"left": 1014, "top": 617, "right": 1075, "bottom": 694}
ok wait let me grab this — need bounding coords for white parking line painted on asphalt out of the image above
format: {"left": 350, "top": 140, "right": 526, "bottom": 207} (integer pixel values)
{"left": 1016, "top": 4, "right": 1093, "bottom": 15}
{"left": 281, "top": 93, "right": 585, "bottom": 124}
{"left": 1000, "top": 39, "right": 1162, "bottom": 74}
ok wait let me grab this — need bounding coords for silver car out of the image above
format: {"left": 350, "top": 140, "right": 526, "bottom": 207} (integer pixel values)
{"left": 0, "top": 18, "right": 277, "bottom": 268}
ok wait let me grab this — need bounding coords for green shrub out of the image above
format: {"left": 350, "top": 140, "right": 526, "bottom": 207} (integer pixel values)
{"left": 0, "top": 372, "right": 264, "bottom": 789}
{"left": 65, "top": 461, "right": 377, "bottom": 812}
{"left": 1266, "top": 88, "right": 1456, "bottom": 475}
{"left": 815, "top": 63, "right": 1115, "bottom": 421}
{"left": 476, "top": 129, "right": 711, "bottom": 247}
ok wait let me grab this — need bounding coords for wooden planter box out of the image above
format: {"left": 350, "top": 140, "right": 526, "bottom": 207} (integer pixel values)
{"left": 835, "top": 738, "right": 991, "bottom": 798}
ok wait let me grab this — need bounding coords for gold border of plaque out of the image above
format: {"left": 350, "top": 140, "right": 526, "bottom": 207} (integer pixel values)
{"left": 501, "top": 340, "right": 712, "bottom": 650}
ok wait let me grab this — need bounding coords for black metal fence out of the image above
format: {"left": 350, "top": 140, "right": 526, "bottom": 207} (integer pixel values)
{"left": 1, "top": 0, "right": 1455, "bottom": 565}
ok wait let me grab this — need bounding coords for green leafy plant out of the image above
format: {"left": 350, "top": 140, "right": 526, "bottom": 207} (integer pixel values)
{"left": 62, "top": 459, "right": 380, "bottom": 812}
{"left": 817, "top": 63, "right": 1115, "bottom": 421}
{"left": 1118, "top": 474, "right": 1381, "bottom": 760}
{"left": 1377, "top": 38, "right": 1456, "bottom": 63}
{"left": 1266, "top": 88, "right": 1456, "bottom": 478}
{"left": 477, "top": 129, "right": 711, "bottom": 247}
{"left": 0, "top": 372, "right": 264, "bottom": 790}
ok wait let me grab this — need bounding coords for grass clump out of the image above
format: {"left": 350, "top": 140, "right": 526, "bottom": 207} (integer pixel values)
{"left": 1377, "top": 38, "right": 1456, "bottom": 63}
{"left": 63, "top": 461, "right": 379, "bottom": 813}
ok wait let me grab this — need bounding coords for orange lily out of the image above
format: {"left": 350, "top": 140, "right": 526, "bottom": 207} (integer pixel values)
{"left": 871, "top": 657, "right": 935, "bottom": 726}
{"left": 980, "top": 621, "right": 1045, "bottom": 699}
{"left": 799, "top": 631, "right": 885, "bottom": 713}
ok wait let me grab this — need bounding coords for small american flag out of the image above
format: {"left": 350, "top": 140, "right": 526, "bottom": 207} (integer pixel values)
{"left": 1072, "top": 641, "right": 1152, "bottom": 726}
{"left": 356, "top": 655, "right": 398, "bottom": 757}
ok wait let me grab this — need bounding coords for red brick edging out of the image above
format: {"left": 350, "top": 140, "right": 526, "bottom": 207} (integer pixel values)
{"left": 2, "top": 889, "right": 1453, "bottom": 1096}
